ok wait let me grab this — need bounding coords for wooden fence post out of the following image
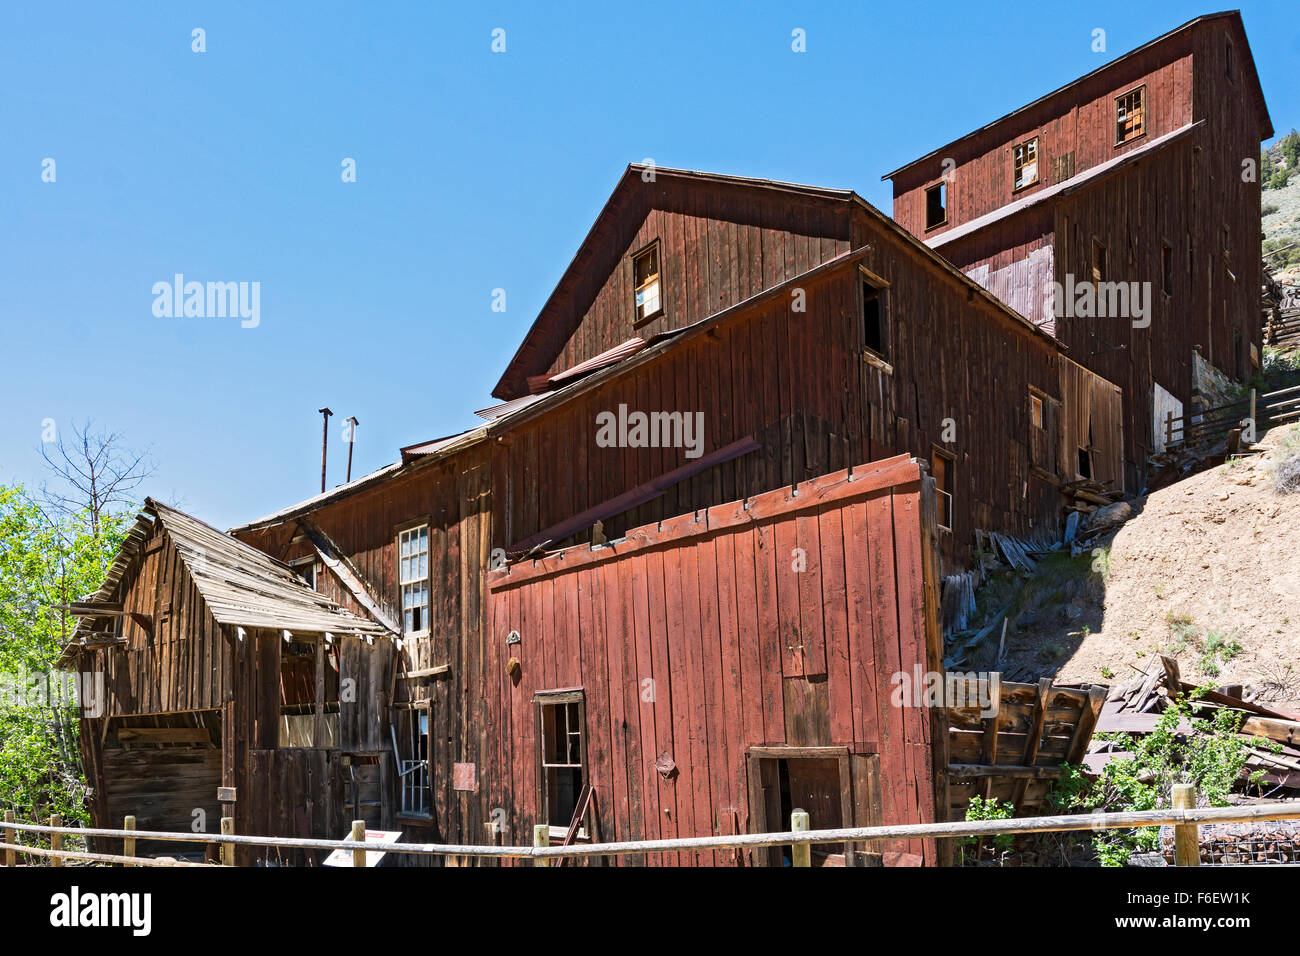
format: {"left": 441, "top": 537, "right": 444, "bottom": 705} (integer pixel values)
{"left": 1165, "top": 410, "right": 1174, "bottom": 448}
{"left": 220, "top": 817, "right": 234, "bottom": 866}
{"left": 3, "top": 810, "right": 14, "bottom": 867}
{"left": 1250, "top": 388, "right": 1257, "bottom": 441}
{"left": 50, "top": 814, "right": 62, "bottom": 868}
{"left": 123, "top": 815, "right": 136, "bottom": 866}
{"left": 791, "top": 810, "right": 810, "bottom": 868}
{"left": 351, "top": 819, "right": 366, "bottom": 868}
{"left": 533, "top": 824, "right": 550, "bottom": 867}
{"left": 1172, "top": 783, "right": 1200, "bottom": 866}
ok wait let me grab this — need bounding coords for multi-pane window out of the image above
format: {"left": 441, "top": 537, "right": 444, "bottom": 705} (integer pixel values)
{"left": 1013, "top": 137, "right": 1038, "bottom": 190}
{"left": 538, "top": 692, "right": 586, "bottom": 828}
{"left": 1115, "top": 86, "right": 1145, "bottom": 144}
{"left": 633, "top": 241, "right": 663, "bottom": 323}
{"left": 925, "top": 181, "right": 947, "bottom": 229}
{"left": 399, "top": 708, "right": 430, "bottom": 815}
{"left": 398, "top": 524, "right": 429, "bottom": 634}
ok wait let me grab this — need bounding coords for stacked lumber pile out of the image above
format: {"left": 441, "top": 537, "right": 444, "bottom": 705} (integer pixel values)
{"left": 1088, "top": 655, "right": 1300, "bottom": 790}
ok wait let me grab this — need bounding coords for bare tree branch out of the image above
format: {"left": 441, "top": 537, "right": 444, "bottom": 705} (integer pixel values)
{"left": 37, "top": 419, "right": 157, "bottom": 536}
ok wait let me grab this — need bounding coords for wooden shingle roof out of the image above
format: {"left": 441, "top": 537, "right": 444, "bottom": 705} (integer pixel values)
{"left": 66, "top": 499, "right": 393, "bottom": 658}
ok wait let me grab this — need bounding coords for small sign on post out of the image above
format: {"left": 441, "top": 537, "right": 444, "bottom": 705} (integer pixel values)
{"left": 322, "top": 827, "right": 403, "bottom": 867}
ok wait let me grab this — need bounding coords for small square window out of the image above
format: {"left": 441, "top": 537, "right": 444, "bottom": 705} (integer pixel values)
{"left": 925, "top": 182, "right": 947, "bottom": 230}
{"left": 1013, "top": 137, "right": 1039, "bottom": 191}
{"left": 1115, "top": 86, "right": 1145, "bottom": 145}
{"left": 398, "top": 524, "right": 429, "bottom": 634}
{"left": 633, "top": 241, "right": 663, "bottom": 323}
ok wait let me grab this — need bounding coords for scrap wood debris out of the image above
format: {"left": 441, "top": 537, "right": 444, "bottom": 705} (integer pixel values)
{"left": 1089, "top": 654, "right": 1300, "bottom": 791}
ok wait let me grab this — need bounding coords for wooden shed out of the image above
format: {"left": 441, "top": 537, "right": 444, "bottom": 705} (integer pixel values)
{"left": 58, "top": 499, "right": 397, "bottom": 863}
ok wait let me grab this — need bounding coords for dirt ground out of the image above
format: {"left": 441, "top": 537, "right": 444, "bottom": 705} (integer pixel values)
{"left": 994, "top": 424, "right": 1300, "bottom": 710}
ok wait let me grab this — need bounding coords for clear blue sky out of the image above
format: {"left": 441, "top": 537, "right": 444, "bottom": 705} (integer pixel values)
{"left": 2, "top": 1, "right": 1296, "bottom": 530}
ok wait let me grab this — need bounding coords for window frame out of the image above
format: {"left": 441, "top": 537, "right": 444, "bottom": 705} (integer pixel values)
{"left": 1091, "top": 238, "right": 1107, "bottom": 284}
{"left": 1012, "top": 136, "right": 1039, "bottom": 192}
{"left": 859, "top": 267, "right": 890, "bottom": 361}
{"left": 396, "top": 520, "right": 430, "bottom": 638}
{"left": 288, "top": 554, "right": 318, "bottom": 591}
{"left": 631, "top": 239, "right": 665, "bottom": 326}
{"left": 396, "top": 702, "right": 432, "bottom": 819}
{"left": 1030, "top": 393, "right": 1044, "bottom": 430}
{"left": 534, "top": 688, "right": 588, "bottom": 835}
{"left": 931, "top": 447, "right": 955, "bottom": 532}
{"left": 1114, "top": 84, "right": 1147, "bottom": 147}
{"left": 924, "top": 181, "right": 948, "bottom": 230}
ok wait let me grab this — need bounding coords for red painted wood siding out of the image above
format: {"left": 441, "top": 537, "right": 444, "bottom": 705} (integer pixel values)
{"left": 484, "top": 456, "right": 942, "bottom": 865}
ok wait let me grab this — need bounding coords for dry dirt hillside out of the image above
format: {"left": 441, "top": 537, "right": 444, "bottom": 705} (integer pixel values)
{"left": 1055, "top": 424, "right": 1300, "bottom": 705}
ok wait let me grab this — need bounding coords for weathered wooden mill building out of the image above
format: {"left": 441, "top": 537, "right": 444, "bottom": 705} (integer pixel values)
{"left": 885, "top": 10, "right": 1273, "bottom": 491}
{"left": 63, "top": 12, "right": 1269, "bottom": 865}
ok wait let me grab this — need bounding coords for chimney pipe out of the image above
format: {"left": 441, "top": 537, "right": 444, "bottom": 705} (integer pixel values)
{"left": 344, "top": 416, "right": 359, "bottom": 483}
{"left": 318, "top": 407, "right": 333, "bottom": 493}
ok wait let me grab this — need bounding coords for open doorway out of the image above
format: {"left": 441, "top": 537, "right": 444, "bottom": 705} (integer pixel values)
{"left": 748, "top": 747, "right": 853, "bottom": 866}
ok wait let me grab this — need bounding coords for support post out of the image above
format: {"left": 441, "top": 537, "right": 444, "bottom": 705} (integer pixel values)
{"left": 123, "top": 815, "right": 136, "bottom": 866}
{"left": 533, "top": 824, "right": 550, "bottom": 867}
{"left": 3, "top": 810, "right": 14, "bottom": 866}
{"left": 791, "top": 809, "right": 810, "bottom": 868}
{"left": 351, "top": 819, "right": 366, "bottom": 868}
{"left": 1249, "top": 387, "right": 1257, "bottom": 442}
{"left": 1172, "top": 783, "right": 1200, "bottom": 866}
{"left": 1165, "top": 410, "right": 1174, "bottom": 448}
{"left": 220, "top": 816, "right": 234, "bottom": 866}
{"left": 50, "top": 814, "right": 62, "bottom": 868}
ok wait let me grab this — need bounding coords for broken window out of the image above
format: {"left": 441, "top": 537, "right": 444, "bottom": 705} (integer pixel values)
{"left": 1115, "top": 86, "right": 1145, "bottom": 145}
{"left": 925, "top": 182, "right": 947, "bottom": 230}
{"left": 1013, "top": 137, "right": 1039, "bottom": 190}
{"left": 538, "top": 690, "right": 586, "bottom": 829}
{"left": 397, "top": 707, "right": 430, "bottom": 816}
{"left": 398, "top": 524, "right": 429, "bottom": 635}
{"left": 932, "top": 451, "right": 954, "bottom": 531}
{"left": 1092, "top": 238, "right": 1106, "bottom": 284}
{"left": 289, "top": 555, "right": 317, "bottom": 591}
{"left": 1161, "top": 242, "right": 1173, "bottom": 296}
{"left": 279, "top": 639, "right": 339, "bottom": 748}
{"left": 862, "top": 278, "right": 886, "bottom": 357}
{"left": 633, "top": 241, "right": 663, "bottom": 323}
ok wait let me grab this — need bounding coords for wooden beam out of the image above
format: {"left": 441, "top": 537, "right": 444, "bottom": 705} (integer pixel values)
{"left": 397, "top": 663, "right": 451, "bottom": 680}
{"left": 116, "top": 728, "right": 211, "bottom": 744}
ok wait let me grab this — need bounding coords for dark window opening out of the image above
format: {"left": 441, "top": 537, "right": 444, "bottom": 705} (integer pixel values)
{"left": 633, "top": 241, "right": 663, "bottom": 323}
{"left": 1226, "top": 41, "right": 1234, "bottom": 80}
{"left": 932, "top": 451, "right": 954, "bottom": 531}
{"left": 1161, "top": 243, "right": 1173, "bottom": 295}
{"left": 539, "top": 695, "right": 586, "bottom": 828}
{"left": 925, "top": 182, "right": 947, "bottom": 230}
{"left": 1078, "top": 447, "right": 1092, "bottom": 480}
{"left": 279, "top": 639, "right": 340, "bottom": 748}
{"left": 1092, "top": 239, "right": 1106, "bottom": 284}
{"left": 862, "top": 281, "right": 885, "bottom": 356}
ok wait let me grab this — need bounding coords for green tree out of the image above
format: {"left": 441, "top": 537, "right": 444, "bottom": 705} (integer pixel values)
{"left": 0, "top": 484, "right": 130, "bottom": 824}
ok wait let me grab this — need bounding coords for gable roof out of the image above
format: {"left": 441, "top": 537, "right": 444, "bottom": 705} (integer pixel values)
{"left": 492, "top": 164, "right": 858, "bottom": 400}
{"left": 65, "top": 498, "right": 393, "bottom": 659}
{"left": 881, "top": 11, "right": 1272, "bottom": 183}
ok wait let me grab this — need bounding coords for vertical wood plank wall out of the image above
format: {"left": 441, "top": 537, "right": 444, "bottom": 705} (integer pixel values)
{"left": 483, "top": 456, "right": 941, "bottom": 865}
